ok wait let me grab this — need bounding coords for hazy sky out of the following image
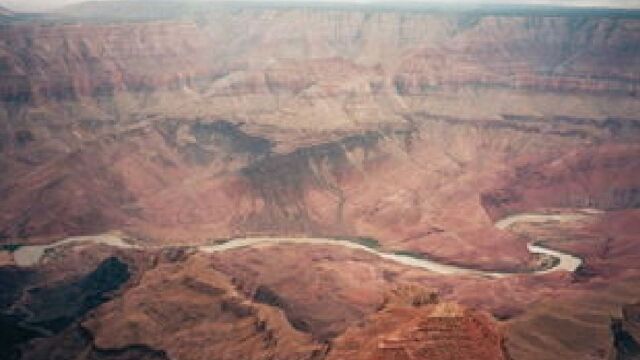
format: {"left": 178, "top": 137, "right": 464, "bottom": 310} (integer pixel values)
{"left": 3, "top": 0, "right": 640, "bottom": 12}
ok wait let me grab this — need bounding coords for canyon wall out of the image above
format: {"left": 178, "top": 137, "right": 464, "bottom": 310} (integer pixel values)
{"left": 1, "top": 4, "right": 640, "bottom": 360}
{"left": 1, "top": 8, "right": 639, "bottom": 105}
{"left": 1, "top": 3, "right": 639, "bottom": 269}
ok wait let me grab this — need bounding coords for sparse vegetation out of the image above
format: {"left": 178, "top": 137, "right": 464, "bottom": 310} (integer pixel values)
{"left": 393, "top": 250, "right": 426, "bottom": 259}
{"left": 0, "top": 244, "right": 23, "bottom": 252}
{"left": 333, "top": 236, "right": 380, "bottom": 249}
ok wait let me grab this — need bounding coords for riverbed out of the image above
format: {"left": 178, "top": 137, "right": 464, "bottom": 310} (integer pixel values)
{"left": 7, "top": 212, "right": 591, "bottom": 277}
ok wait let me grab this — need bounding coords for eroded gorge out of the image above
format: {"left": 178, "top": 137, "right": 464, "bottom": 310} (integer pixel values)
{"left": 1, "top": 2, "right": 640, "bottom": 359}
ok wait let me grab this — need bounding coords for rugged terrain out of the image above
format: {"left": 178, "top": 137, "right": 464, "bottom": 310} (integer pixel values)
{"left": 0, "top": 1, "right": 639, "bottom": 359}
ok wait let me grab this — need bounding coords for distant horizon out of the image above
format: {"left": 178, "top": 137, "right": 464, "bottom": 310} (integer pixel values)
{"left": 3, "top": 0, "right": 640, "bottom": 13}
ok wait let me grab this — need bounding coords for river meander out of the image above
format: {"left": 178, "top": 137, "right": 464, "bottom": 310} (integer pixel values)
{"left": 8, "top": 212, "right": 594, "bottom": 277}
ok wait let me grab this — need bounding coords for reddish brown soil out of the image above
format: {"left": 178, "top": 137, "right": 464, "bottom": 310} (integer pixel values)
{"left": 327, "top": 303, "right": 508, "bottom": 360}
{"left": 1, "top": 5, "right": 639, "bottom": 360}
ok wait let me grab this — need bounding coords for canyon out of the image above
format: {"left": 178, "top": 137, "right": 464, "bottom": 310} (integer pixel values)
{"left": 0, "top": 1, "right": 639, "bottom": 359}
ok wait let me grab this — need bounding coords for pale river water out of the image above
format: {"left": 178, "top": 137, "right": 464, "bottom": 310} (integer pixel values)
{"left": 10, "top": 212, "right": 594, "bottom": 277}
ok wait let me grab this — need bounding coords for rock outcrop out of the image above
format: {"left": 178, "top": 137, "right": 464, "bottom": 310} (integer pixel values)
{"left": 0, "top": 5, "right": 638, "bottom": 106}
{"left": 481, "top": 144, "right": 640, "bottom": 220}
{"left": 327, "top": 302, "right": 509, "bottom": 360}
{"left": 82, "top": 254, "right": 325, "bottom": 360}
{"left": 610, "top": 303, "right": 640, "bottom": 360}
{"left": 1, "top": 4, "right": 640, "bottom": 360}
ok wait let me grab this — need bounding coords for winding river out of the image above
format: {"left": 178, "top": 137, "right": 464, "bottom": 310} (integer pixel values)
{"left": 8, "top": 212, "right": 592, "bottom": 277}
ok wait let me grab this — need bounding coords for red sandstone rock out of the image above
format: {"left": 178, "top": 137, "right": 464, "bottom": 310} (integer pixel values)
{"left": 327, "top": 302, "right": 509, "bottom": 360}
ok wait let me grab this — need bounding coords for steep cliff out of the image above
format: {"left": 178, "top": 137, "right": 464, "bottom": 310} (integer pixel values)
{"left": 2, "top": 3, "right": 640, "bottom": 360}
{"left": 327, "top": 302, "right": 509, "bottom": 360}
{"left": 610, "top": 303, "right": 640, "bottom": 360}
{"left": 1, "top": 5, "right": 639, "bottom": 106}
